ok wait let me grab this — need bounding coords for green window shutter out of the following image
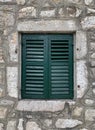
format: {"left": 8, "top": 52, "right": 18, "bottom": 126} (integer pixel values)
{"left": 21, "top": 34, "right": 73, "bottom": 99}
{"left": 21, "top": 34, "right": 48, "bottom": 99}
{"left": 49, "top": 34, "right": 73, "bottom": 99}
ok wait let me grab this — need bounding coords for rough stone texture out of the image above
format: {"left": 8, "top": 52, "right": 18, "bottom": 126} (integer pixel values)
{"left": 0, "top": 88, "right": 4, "bottom": 97}
{"left": 7, "top": 121, "right": 16, "bottom": 130}
{"left": 8, "top": 32, "right": 18, "bottom": 62}
{"left": 44, "top": 119, "right": 52, "bottom": 127}
{"left": 80, "top": 128, "right": 88, "bottom": 130}
{"left": 17, "top": 119, "right": 23, "bottom": 130}
{"left": 0, "top": 123, "right": 4, "bottom": 130}
{"left": 85, "top": 109, "right": 95, "bottom": 121}
{"left": 17, "top": 20, "right": 78, "bottom": 32}
{"left": 85, "top": 99, "right": 94, "bottom": 105}
{"left": 0, "top": 47, "right": 4, "bottom": 63}
{"left": 81, "top": 16, "right": 95, "bottom": 29}
{"left": 77, "top": 60, "right": 88, "bottom": 98}
{"left": 90, "top": 42, "right": 95, "bottom": 50}
{"left": 73, "top": 107, "right": 83, "bottom": 116}
{"left": 0, "top": 107, "right": 7, "bottom": 118}
{"left": 17, "top": 101, "right": 65, "bottom": 112}
{"left": 26, "top": 122, "right": 41, "bottom": 130}
{"left": 40, "top": 9, "right": 55, "bottom": 17}
{"left": 56, "top": 119, "right": 82, "bottom": 128}
{"left": 85, "top": 0, "right": 93, "bottom": 5}
{"left": 7, "top": 67, "right": 18, "bottom": 98}
{"left": 4, "top": 13, "right": 15, "bottom": 27}
{"left": 16, "top": 0, "right": 25, "bottom": 5}
{"left": 76, "top": 31, "right": 87, "bottom": 59}
{"left": 18, "top": 7, "right": 36, "bottom": 18}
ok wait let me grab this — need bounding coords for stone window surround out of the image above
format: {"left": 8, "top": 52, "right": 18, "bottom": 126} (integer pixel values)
{"left": 16, "top": 19, "right": 87, "bottom": 111}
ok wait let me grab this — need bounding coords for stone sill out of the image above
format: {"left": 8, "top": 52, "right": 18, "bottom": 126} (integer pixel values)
{"left": 16, "top": 100, "right": 75, "bottom": 112}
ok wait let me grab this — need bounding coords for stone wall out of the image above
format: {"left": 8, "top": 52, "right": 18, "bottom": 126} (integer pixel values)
{"left": 0, "top": 0, "right": 95, "bottom": 129}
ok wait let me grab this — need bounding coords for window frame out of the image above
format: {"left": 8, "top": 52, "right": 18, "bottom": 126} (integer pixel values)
{"left": 21, "top": 33, "right": 74, "bottom": 100}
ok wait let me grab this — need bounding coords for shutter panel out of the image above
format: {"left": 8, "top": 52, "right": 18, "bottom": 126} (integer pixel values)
{"left": 21, "top": 34, "right": 47, "bottom": 99}
{"left": 49, "top": 35, "right": 73, "bottom": 99}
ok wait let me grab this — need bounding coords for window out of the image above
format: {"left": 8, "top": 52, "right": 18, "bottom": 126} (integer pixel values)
{"left": 21, "top": 34, "right": 73, "bottom": 99}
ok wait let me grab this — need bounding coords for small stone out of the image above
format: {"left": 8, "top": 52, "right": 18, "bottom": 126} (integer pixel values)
{"left": 16, "top": 0, "right": 25, "bottom": 5}
{"left": 17, "top": 119, "right": 23, "bottom": 130}
{"left": 55, "top": 119, "right": 82, "bottom": 128}
{"left": 7, "top": 67, "right": 18, "bottom": 98}
{"left": 44, "top": 119, "right": 52, "bottom": 127}
{"left": 0, "top": 107, "right": 7, "bottom": 119}
{"left": 91, "top": 53, "right": 95, "bottom": 58}
{"left": 85, "top": 109, "right": 95, "bottom": 121}
{"left": 0, "top": 88, "right": 4, "bottom": 97}
{"left": 59, "top": 8, "right": 65, "bottom": 17}
{"left": 76, "top": 8, "right": 82, "bottom": 17}
{"left": 85, "top": 99, "right": 94, "bottom": 105}
{"left": 92, "top": 88, "right": 95, "bottom": 94}
{"left": 90, "top": 42, "right": 95, "bottom": 50}
{"left": 91, "top": 68, "right": 95, "bottom": 78}
{"left": 19, "top": 7, "right": 36, "bottom": 18}
{"left": 85, "top": 0, "right": 93, "bottom": 5}
{"left": 92, "top": 82, "right": 95, "bottom": 86}
{"left": 0, "top": 47, "right": 4, "bottom": 63}
{"left": 67, "top": 6, "right": 76, "bottom": 17}
{"left": 73, "top": 107, "right": 83, "bottom": 116}
{"left": 26, "top": 122, "right": 41, "bottom": 130}
{"left": 81, "top": 16, "right": 95, "bottom": 29}
{"left": 40, "top": 9, "right": 55, "bottom": 17}
{"left": 0, "top": 0, "right": 12, "bottom": 2}
{"left": 7, "top": 121, "right": 16, "bottom": 130}
{"left": 0, "top": 123, "right": 4, "bottom": 130}
{"left": 0, "top": 99, "right": 14, "bottom": 106}
{"left": 87, "top": 8, "right": 95, "bottom": 14}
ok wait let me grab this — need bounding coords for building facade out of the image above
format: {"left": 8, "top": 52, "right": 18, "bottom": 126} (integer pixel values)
{"left": 0, "top": 0, "right": 95, "bottom": 129}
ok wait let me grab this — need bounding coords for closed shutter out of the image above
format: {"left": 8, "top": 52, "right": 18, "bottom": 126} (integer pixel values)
{"left": 21, "top": 34, "right": 47, "bottom": 99}
{"left": 21, "top": 34, "right": 73, "bottom": 99}
{"left": 49, "top": 35, "right": 73, "bottom": 99}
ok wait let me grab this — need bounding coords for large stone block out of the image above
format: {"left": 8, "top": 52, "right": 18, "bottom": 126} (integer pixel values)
{"left": 8, "top": 32, "right": 18, "bottom": 62}
{"left": 77, "top": 60, "right": 88, "bottom": 98}
{"left": 55, "top": 119, "right": 82, "bottom": 128}
{"left": 17, "top": 101, "right": 65, "bottom": 112}
{"left": 26, "top": 122, "right": 41, "bottom": 130}
{"left": 17, "top": 20, "right": 78, "bottom": 32}
{"left": 76, "top": 31, "right": 87, "bottom": 59}
{"left": 7, "top": 67, "right": 18, "bottom": 98}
